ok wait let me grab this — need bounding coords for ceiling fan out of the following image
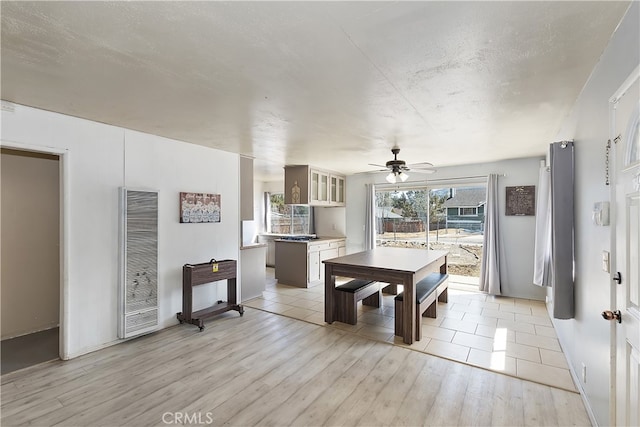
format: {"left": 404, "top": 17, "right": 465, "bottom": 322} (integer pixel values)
{"left": 369, "top": 148, "right": 436, "bottom": 183}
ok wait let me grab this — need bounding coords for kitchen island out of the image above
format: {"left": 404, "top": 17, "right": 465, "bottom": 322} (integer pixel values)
{"left": 275, "top": 237, "right": 346, "bottom": 287}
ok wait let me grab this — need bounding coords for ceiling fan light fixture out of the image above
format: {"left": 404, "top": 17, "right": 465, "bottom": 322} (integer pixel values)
{"left": 373, "top": 148, "right": 429, "bottom": 182}
{"left": 386, "top": 172, "right": 397, "bottom": 183}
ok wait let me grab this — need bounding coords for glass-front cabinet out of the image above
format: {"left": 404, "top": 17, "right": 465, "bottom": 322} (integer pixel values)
{"left": 285, "top": 165, "right": 345, "bottom": 206}
{"left": 311, "top": 169, "right": 330, "bottom": 205}
{"left": 330, "top": 175, "right": 345, "bottom": 206}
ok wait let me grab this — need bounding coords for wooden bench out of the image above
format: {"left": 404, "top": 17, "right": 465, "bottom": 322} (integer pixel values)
{"left": 394, "top": 273, "right": 449, "bottom": 340}
{"left": 334, "top": 279, "right": 381, "bottom": 325}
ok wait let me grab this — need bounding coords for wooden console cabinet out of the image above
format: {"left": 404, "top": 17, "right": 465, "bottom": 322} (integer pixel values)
{"left": 177, "top": 259, "right": 244, "bottom": 330}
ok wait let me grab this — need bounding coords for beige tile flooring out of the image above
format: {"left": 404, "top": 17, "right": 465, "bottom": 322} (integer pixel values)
{"left": 244, "top": 269, "right": 577, "bottom": 393}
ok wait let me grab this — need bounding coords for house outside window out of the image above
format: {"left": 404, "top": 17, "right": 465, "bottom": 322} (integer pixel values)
{"left": 459, "top": 207, "right": 478, "bottom": 216}
{"left": 443, "top": 187, "right": 486, "bottom": 232}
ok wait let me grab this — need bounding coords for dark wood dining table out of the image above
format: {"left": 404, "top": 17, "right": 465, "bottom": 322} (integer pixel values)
{"left": 323, "top": 247, "right": 448, "bottom": 344}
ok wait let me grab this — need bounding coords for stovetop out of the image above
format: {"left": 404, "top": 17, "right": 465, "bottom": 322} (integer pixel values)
{"left": 279, "top": 235, "right": 318, "bottom": 241}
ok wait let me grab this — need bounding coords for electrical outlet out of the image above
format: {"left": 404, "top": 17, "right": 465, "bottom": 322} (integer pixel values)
{"left": 582, "top": 363, "right": 587, "bottom": 383}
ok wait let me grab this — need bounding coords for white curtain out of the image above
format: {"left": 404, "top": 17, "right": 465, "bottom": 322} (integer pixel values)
{"left": 364, "top": 183, "right": 376, "bottom": 250}
{"left": 533, "top": 164, "right": 552, "bottom": 286}
{"left": 264, "top": 192, "right": 271, "bottom": 232}
{"left": 479, "top": 174, "right": 502, "bottom": 295}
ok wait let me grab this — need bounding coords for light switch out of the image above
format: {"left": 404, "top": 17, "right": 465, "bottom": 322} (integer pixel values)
{"left": 602, "top": 251, "right": 610, "bottom": 273}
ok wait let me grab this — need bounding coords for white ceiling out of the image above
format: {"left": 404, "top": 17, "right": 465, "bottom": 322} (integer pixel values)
{"left": 0, "top": 1, "right": 630, "bottom": 181}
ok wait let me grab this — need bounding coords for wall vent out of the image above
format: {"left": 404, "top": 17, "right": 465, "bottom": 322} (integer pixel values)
{"left": 119, "top": 188, "right": 159, "bottom": 338}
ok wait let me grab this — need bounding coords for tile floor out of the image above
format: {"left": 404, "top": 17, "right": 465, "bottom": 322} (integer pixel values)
{"left": 244, "top": 269, "right": 577, "bottom": 392}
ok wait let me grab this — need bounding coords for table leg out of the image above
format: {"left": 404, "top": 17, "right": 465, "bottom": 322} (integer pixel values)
{"left": 402, "top": 273, "right": 416, "bottom": 344}
{"left": 441, "top": 255, "right": 448, "bottom": 274}
{"left": 324, "top": 264, "right": 335, "bottom": 323}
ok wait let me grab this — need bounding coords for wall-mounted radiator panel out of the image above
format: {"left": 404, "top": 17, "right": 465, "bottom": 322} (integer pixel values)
{"left": 119, "top": 188, "right": 159, "bottom": 338}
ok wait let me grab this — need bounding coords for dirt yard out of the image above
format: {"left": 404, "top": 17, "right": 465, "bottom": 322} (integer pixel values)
{"left": 377, "top": 234, "right": 483, "bottom": 277}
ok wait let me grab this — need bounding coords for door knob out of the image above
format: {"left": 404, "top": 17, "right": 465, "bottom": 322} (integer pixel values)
{"left": 613, "top": 272, "right": 622, "bottom": 284}
{"left": 601, "top": 310, "right": 622, "bottom": 323}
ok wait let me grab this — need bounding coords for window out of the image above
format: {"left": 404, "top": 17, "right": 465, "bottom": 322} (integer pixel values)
{"left": 376, "top": 184, "right": 486, "bottom": 281}
{"left": 459, "top": 207, "right": 477, "bottom": 216}
{"left": 268, "top": 193, "right": 311, "bottom": 234}
{"left": 375, "top": 189, "right": 429, "bottom": 245}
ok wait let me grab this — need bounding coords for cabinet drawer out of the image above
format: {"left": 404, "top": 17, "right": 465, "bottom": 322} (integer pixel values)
{"left": 308, "top": 242, "right": 331, "bottom": 252}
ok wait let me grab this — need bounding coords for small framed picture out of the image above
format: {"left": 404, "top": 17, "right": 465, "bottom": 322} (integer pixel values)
{"left": 179, "top": 192, "right": 221, "bottom": 223}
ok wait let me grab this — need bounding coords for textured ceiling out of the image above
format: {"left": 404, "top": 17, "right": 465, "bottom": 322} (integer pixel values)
{"left": 0, "top": 1, "right": 630, "bottom": 181}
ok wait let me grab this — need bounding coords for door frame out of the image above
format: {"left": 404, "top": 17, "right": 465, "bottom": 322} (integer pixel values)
{"left": 0, "top": 140, "right": 70, "bottom": 360}
{"left": 608, "top": 64, "right": 640, "bottom": 426}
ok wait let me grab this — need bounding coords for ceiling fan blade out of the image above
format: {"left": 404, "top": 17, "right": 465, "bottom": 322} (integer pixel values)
{"left": 406, "top": 162, "right": 434, "bottom": 168}
{"left": 354, "top": 169, "right": 389, "bottom": 175}
{"left": 407, "top": 168, "right": 436, "bottom": 174}
{"left": 368, "top": 163, "right": 388, "bottom": 168}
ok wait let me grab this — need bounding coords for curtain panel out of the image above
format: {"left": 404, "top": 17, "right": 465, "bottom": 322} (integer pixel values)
{"left": 533, "top": 164, "right": 553, "bottom": 286}
{"left": 479, "top": 174, "right": 502, "bottom": 295}
{"left": 364, "top": 184, "right": 376, "bottom": 250}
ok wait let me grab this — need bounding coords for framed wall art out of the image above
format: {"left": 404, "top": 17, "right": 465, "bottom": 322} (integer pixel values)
{"left": 179, "top": 192, "right": 221, "bottom": 223}
{"left": 505, "top": 185, "right": 535, "bottom": 216}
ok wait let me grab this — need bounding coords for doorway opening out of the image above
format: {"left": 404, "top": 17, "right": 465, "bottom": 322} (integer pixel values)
{"left": 1, "top": 148, "right": 61, "bottom": 373}
{"left": 375, "top": 184, "right": 486, "bottom": 289}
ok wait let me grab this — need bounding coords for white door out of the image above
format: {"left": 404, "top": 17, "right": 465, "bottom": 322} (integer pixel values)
{"left": 612, "top": 68, "right": 640, "bottom": 426}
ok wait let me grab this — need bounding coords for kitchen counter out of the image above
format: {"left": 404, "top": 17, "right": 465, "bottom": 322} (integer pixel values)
{"left": 240, "top": 243, "right": 267, "bottom": 250}
{"left": 274, "top": 237, "right": 346, "bottom": 244}
{"left": 274, "top": 237, "right": 346, "bottom": 287}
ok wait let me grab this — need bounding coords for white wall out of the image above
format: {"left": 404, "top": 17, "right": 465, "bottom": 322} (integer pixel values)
{"left": 315, "top": 207, "right": 346, "bottom": 237}
{"left": 1, "top": 104, "right": 240, "bottom": 359}
{"left": 1, "top": 150, "right": 60, "bottom": 339}
{"left": 346, "top": 157, "right": 546, "bottom": 301}
{"left": 550, "top": 3, "right": 638, "bottom": 425}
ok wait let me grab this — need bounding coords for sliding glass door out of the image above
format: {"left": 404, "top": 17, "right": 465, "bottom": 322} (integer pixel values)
{"left": 428, "top": 186, "right": 485, "bottom": 284}
{"left": 376, "top": 189, "right": 429, "bottom": 247}
{"left": 375, "top": 184, "right": 486, "bottom": 284}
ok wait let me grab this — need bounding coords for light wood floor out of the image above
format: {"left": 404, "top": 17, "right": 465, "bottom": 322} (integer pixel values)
{"left": 1, "top": 308, "right": 591, "bottom": 426}
{"left": 246, "top": 269, "right": 576, "bottom": 392}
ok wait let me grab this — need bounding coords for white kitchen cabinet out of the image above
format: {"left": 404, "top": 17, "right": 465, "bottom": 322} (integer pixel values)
{"left": 330, "top": 174, "right": 345, "bottom": 206}
{"left": 319, "top": 247, "right": 339, "bottom": 282}
{"left": 338, "top": 245, "right": 347, "bottom": 257}
{"left": 307, "top": 249, "right": 321, "bottom": 284}
{"left": 311, "top": 239, "right": 344, "bottom": 284}
{"left": 310, "top": 169, "right": 330, "bottom": 205}
{"left": 284, "top": 165, "right": 345, "bottom": 206}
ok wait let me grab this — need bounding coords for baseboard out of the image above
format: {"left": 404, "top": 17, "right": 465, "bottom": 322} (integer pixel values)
{"left": 551, "top": 307, "right": 599, "bottom": 427}
{"left": 565, "top": 356, "right": 599, "bottom": 426}
{"left": 64, "top": 327, "right": 160, "bottom": 360}
{"left": 1, "top": 323, "right": 59, "bottom": 341}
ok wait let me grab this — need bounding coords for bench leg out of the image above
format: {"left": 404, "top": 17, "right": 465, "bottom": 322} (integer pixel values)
{"left": 438, "top": 287, "right": 448, "bottom": 303}
{"left": 415, "top": 310, "right": 422, "bottom": 341}
{"left": 394, "top": 299, "right": 403, "bottom": 336}
{"left": 335, "top": 291, "right": 358, "bottom": 325}
{"left": 424, "top": 301, "right": 437, "bottom": 318}
{"left": 382, "top": 284, "right": 398, "bottom": 295}
{"left": 362, "top": 289, "right": 381, "bottom": 308}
